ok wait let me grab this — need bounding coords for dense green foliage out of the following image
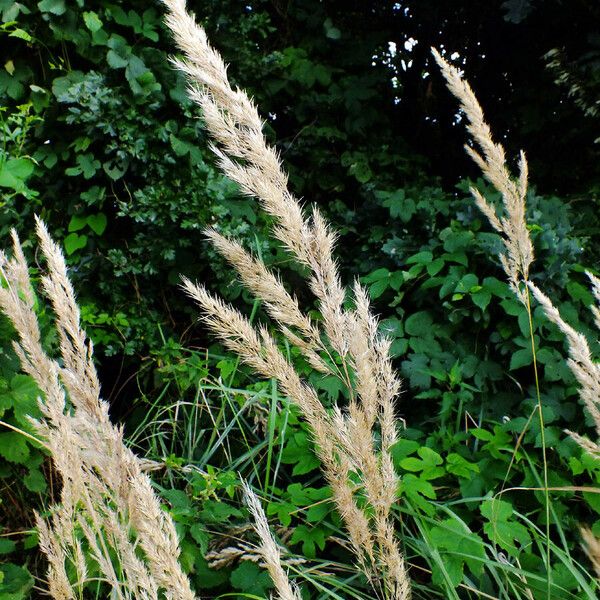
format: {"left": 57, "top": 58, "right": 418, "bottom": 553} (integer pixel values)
{"left": 1, "top": 0, "right": 600, "bottom": 598}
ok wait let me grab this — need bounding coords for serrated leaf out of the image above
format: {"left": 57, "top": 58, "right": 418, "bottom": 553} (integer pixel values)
{"left": 9, "top": 29, "right": 33, "bottom": 42}
{"left": 0, "top": 432, "right": 29, "bottom": 464}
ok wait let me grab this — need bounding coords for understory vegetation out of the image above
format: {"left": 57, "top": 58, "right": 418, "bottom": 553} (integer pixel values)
{"left": 1, "top": 1, "right": 600, "bottom": 599}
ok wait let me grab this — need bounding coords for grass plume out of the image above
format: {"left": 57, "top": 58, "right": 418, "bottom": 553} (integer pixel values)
{"left": 0, "top": 219, "right": 194, "bottom": 600}
{"left": 163, "top": 0, "right": 410, "bottom": 597}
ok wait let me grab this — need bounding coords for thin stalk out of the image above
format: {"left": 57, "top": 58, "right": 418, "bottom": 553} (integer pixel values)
{"left": 524, "top": 284, "right": 551, "bottom": 598}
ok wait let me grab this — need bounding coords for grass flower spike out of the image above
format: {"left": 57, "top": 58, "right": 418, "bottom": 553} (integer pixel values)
{"left": 0, "top": 219, "right": 194, "bottom": 600}
{"left": 163, "top": 0, "right": 410, "bottom": 597}
{"left": 432, "top": 48, "right": 534, "bottom": 304}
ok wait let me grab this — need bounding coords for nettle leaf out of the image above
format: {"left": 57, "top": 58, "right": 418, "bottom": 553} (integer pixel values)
{"left": 0, "top": 432, "right": 29, "bottom": 464}
{"left": 199, "top": 500, "right": 242, "bottom": 524}
{"left": 189, "top": 523, "right": 209, "bottom": 554}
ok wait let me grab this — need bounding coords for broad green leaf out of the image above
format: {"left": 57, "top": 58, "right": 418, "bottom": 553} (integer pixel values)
{"left": 230, "top": 561, "right": 272, "bottom": 595}
{"left": 68, "top": 215, "right": 87, "bottom": 232}
{"left": 509, "top": 347, "right": 532, "bottom": 370}
{"left": 83, "top": 11, "right": 103, "bottom": 32}
{"left": 38, "top": 0, "right": 66, "bottom": 15}
{"left": 87, "top": 213, "right": 107, "bottom": 235}
{"left": 63, "top": 233, "right": 87, "bottom": 255}
{"left": 0, "top": 432, "right": 29, "bottom": 464}
{"left": 0, "top": 563, "right": 34, "bottom": 599}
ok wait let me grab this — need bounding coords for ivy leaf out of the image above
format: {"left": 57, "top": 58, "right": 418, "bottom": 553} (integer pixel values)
{"left": 446, "top": 453, "right": 480, "bottom": 479}
{"left": 0, "top": 158, "right": 34, "bottom": 191}
{"left": 87, "top": 213, "right": 107, "bottom": 235}
{"left": 68, "top": 215, "right": 87, "bottom": 233}
{"left": 481, "top": 499, "right": 531, "bottom": 552}
{"left": 63, "top": 233, "right": 88, "bottom": 256}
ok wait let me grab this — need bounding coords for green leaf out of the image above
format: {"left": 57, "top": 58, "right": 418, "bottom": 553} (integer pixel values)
{"left": 472, "top": 289, "right": 492, "bottom": 311}
{"left": 446, "top": 453, "right": 479, "bottom": 479}
{"left": 189, "top": 523, "right": 209, "bottom": 554}
{"left": 427, "top": 257, "right": 445, "bottom": 276}
{"left": 0, "top": 158, "right": 34, "bottom": 190}
{"left": 38, "top": 0, "right": 66, "bottom": 15}
{"left": 106, "top": 50, "right": 129, "bottom": 69}
{"left": 9, "top": 29, "right": 33, "bottom": 42}
{"left": 0, "top": 432, "right": 29, "bottom": 464}
{"left": 405, "top": 311, "right": 433, "bottom": 337}
{"left": 87, "top": 213, "right": 107, "bottom": 235}
{"left": 290, "top": 524, "right": 327, "bottom": 558}
{"left": 509, "top": 347, "right": 532, "bottom": 370}
{"left": 230, "top": 561, "right": 272, "bottom": 596}
{"left": 63, "top": 233, "right": 87, "bottom": 256}
{"left": 481, "top": 498, "right": 530, "bottom": 552}
{"left": 24, "top": 468, "right": 47, "bottom": 493}
{"left": 68, "top": 215, "right": 87, "bottom": 233}
{"left": 0, "top": 563, "right": 34, "bottom": 599}
{"left": 406, "top": 251, "right": 433, "bottom": 265}
{"left": 0, "top": 539, "right": 16, "bottom": 554}
{"left": 83, "top": 11, "right": 103, "bottom": 32}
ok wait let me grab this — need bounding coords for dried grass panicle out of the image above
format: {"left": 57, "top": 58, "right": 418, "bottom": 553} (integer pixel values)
{"left": 581, "top": 527, "right": 600, "bottom": 579}
{"left": 243, "top": 482, "right": 302, "bottom": 600}
{"left": 0, "top": 219, "right": 194, "bottom": 600}
{"left": 432, "top": 48, "right": 534, "bottom": 304}
{"left": 163, "top": 0, "right": 410, "bottom": 597}
{"left": 528, "top": 281, "right": 600, "bottom": 457}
